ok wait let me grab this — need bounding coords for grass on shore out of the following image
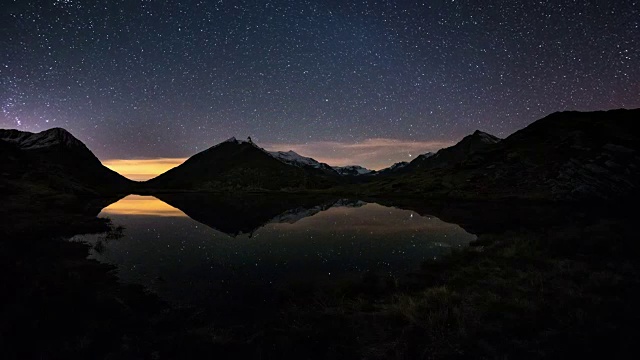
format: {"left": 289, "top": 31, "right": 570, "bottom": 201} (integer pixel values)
{"left": 251, "top": 216, "right": 640, "bottom": 359}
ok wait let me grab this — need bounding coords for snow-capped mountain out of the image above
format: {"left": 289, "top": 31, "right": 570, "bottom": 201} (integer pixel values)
{"left": 0, "top": 127, "right": 132, "bottom": 195}
{"left": 0, "top": 127, "right": 85, "bottom": 150}
{"left": 333, "top": 165, "right": 374, "bottom": 176}
{"left": 145, "top": 137, "right": 339, "bottom": 190}
{"left": 388, "top": 161, "right": 410, "bottom": 171}
{"left": 216, "top": 138, "right": 338, "bottom": 175}
{"left": 268, "top": 150, "right": 336, "bottom": 174}
{"left": 414, "top": 152, "right": 435, "bottom": 162}
{"left": 375, "top": 160, "right": 412, "bottom": 175}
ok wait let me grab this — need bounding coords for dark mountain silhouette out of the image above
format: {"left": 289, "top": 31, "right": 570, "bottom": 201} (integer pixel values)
{"left": 143, "top": 137, "right": 338, "bottom": 191}
{"left": 376, "top": 161, "right": 410, "bottom": 175}
{"left": 366, "top": 109, "right": 640, "bottom": 201}
{"left": 370, "top": 131, "right": 499, "bottom": 177}
{"left": 2, "top": 109, "right": 637, "bottom": 201}
{"left": 0, "top": 128, "right": 132, "bottom": 196}
{"left": 398, "top": 130, "right": 500, "bottom": 173}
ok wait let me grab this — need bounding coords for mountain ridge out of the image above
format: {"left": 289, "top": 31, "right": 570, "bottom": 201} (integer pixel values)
{"left": 1, "top": 127, "right": 88, "bottom": 151}
{"left": 0, "top": 127, "right": 133, "bottom": 196}
{"left": 268, "top": 149, "right": 338, "bottom": 175}
{"left": 3, "top": 108, "right": 638, "bottom": 200}
{"left": 397, "top": 130, "right": 501, "bottom": 173}
{"left": 363, "top": 108, "right": 640, "bottom": 201}
{"left": 144, "top": 138, "right": 338, "bottom": 191}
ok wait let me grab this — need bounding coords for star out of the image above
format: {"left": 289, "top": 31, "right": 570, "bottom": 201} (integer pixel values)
{"left": 0, "top": 0, "right": 637, "bottom": 169}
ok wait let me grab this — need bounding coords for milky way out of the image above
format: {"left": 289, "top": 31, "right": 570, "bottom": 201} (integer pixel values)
{"left": 1, "top": 0, "right": 638, "bottom": 168}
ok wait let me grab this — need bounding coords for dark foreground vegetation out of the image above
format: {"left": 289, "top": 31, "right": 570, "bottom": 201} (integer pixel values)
{"left": 263, "top": 203, "right": 640, "bottom": 359}
{"left": 2, "top": 194, "right": 639, "bottom": 359}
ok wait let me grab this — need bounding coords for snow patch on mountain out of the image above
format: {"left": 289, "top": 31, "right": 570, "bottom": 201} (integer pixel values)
{"left": 267, "top": 199, "right": 367, "bottom": 225}
{"left": 472, "top": 130, "right": 501, "bottom": 145}
{"left": 333, "top": 165, "right": 374, "bottom": 176}
{"left": 268, "top": 150, "right": 338, "bottom": 174}
{"left": 388, "top": 161, "right": 409, "bottom": 171}
{"left": 416, "top": 152, "right": 435, "bottom": 160}
{"left": 0, "top": 128, "right": 84, "bottom": 150}
{"left": 269, "top": 150, "right": 323, "bottom": 168}
{"left": 267, "top": 205, "right": 328, "bottom": 225}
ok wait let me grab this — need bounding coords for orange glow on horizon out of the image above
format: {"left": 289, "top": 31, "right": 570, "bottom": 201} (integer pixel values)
{"left": 102, "top": 137, "right": 453, "bottom": 179}
{"left": 103, "top": 158, "right": 187, "bottom": 181}
{"left": 100, "top": 195, "right": 187, "bottom": 217}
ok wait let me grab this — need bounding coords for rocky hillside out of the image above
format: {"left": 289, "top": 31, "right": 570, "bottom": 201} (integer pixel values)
{"left": 401, "top": 131, "right": 500, "bottom": 173}
{"left": 364, "top": 109, "right": 640, "bottom": 201}
{"left": 269, "top": 150, "right": 338, "bottom": 175}
{"left": 0, "top": 128, "right": 133, "bottom": 197}
{"left": 144, "top": 137, "right": 338, "bottom": 191}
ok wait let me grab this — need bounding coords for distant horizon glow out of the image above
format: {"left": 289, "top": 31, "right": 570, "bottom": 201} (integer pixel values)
{"left": 103, "top": 158, "right": 186, "bottom": 181}
{"left": 103, "top": 137, "right": 456, "bottom": 180}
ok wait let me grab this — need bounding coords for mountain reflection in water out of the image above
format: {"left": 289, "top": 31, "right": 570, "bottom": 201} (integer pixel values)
{"left": 72, "top": 194, "right": 476, "bottom": 323}
{"left": 100, "top": 195, "right": 187, "bottom": 217}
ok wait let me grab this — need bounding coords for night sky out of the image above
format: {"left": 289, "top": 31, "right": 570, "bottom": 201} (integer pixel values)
{"left": 1, "top": 0, "right": 639, "bottom": 172}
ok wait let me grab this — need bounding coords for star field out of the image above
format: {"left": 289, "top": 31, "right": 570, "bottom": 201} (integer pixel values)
{"left": 1, "top": 0, "right": 638, "bottom": 166}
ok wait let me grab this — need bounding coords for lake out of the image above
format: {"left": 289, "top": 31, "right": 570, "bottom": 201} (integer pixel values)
{"left": 71, "top": 194, "right": 476, "bottom": 323}
{"left": 8, "top": 193, "right": 635, "bottom": 359}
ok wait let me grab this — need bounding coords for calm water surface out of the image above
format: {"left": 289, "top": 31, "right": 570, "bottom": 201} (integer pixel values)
{"left": 71, "top": 195, "right": 476, "bottom": 319}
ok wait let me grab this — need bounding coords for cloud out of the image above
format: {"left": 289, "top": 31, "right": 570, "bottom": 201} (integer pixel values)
{"left": 103, "top": 158, "right": 186, "bottom": 181}
{"left": 263, "top": 138, "right": 453, "bottom": 170}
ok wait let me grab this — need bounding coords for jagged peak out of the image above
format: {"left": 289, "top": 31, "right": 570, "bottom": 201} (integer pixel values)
{"left": 214, "top": 136, "right": 265, "bottom": 153}
{"left": 221, "top": 136, "right": 259, "bottom": 146}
